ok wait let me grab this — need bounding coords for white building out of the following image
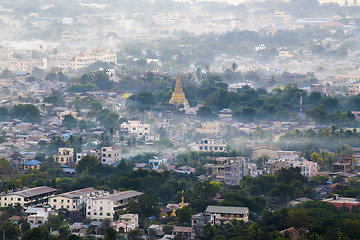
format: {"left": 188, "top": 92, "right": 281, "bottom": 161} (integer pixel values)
{"left": 0, "top": 186, "right": 57, "bottom": 209}
{"left": 49, "top": 188, "right": 99, "bottom": 211}
{"left": 145, "top": 133, "right": 160, "bottom": 143}
{"left": 149, "top": 156, "right": 167, "bottom": 169}
{"left": 193, "top": 138, "right": 226, "bottom": 153}
{"left": 69, "top": 49, "right": 117, "bottom": 71}
{"left": 100, "top": 147, "right": 121, "bottom": 165}
{"left": 26, "top": 207, "right": 55, "bottom": 227}
{"left": 86, "top": 190, "right": 143, "bottom": 220}
{"left": 120, "top": 120, "right": 150, "bottom": 138}
{"left": 76, "top": 150, "right": 100, "bottom": 163}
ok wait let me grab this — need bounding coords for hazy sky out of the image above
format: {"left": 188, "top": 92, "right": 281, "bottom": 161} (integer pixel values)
{"left": 175, "top": 0, "right": 350, "bottom": 6}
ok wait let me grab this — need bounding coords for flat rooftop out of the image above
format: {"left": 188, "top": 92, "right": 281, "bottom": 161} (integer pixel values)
{"left": 54, "top": 188, "right": 99, "bottom": 199}
{"left": 96, "top": 190, "right": 143, "bottom": 202}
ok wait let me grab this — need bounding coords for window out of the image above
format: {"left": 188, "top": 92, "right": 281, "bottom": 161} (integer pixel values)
{"left": 88, "top": 212, "right": 90, "bottom": 215}
{"left": 67, "top": 200, "right": 70, "bottom": 203}
{"left": 53, "top": 199, "right": 57, "bottom": 202}
{"left": 107, "top": 213, "right": 111, "bottom": 216}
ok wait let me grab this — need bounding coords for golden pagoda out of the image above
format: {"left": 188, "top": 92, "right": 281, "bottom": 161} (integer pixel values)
{"left": 180, "top": 190, "right": 185, "bottom": 209}
{"left": 170, "top": 207, "right": 176, "bottom": 217}
{"left": 169, "top": 73, "right": 189, "bottom": 107}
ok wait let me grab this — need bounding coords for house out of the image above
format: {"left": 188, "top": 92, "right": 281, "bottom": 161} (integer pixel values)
{"left": 193, "top": 138, "right": 226, "bottom": 153}
{"left": 172, "top": 226, "right": 195, "bottom": 239}
{"left": 120, "top": 120, "right": 150, "bottom": 138}
{"left": 53, "top": 148, "right": 74, "bottom": 165}
{"left": 332, "top": 155, "right": 354, "bottom": 173}
{"left": 205, "top": 205, "right": 249, "bottom": 224}
{"left": 289, "top": 197, "right": 312, "bottom": 207}
{"left": 49, "top": 188, "right": 99, "bottom": 211}
{"left": 86, "top": 190, "right": 143, "bottom": 220}
{"left": 195, "top": 122, "right": 219, "bottom": 135}
{"left": 192, "top": 212, "right": 211, "bottom": 235}
{"left": 100, "top": 147, "right": 121, "bottom": 165}
{"left": 111, "top": 214, "right": 138, "bottom": 233}
{"left": 219, "top": 109, "right": 232, "bottom": 119}
{"left": 323, "top": 195, "right": 360, "bottom": 212}
{"left": 23, "top": 160, "right": 41, "bottom": 170}
{"left": 145, "top": 133, "right": 160, "bottom": 143}
{"left": 278, "top": 49, "right": 293, "bottom": 58}
{"left": 26, "top": 207, "right": 54, "bottom": 227}
{"left": 348, "top": 83, "right": 360, "bottom": 96}
{"left": 149, "top": 156, "right": 167, "bottom": 169}
{"left": 0, "top": 186, "right": 57, "bottom": 208}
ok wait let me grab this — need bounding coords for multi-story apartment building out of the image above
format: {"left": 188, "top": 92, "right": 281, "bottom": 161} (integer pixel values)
{"left": 270, "top": 157, "right": 318, "bottom": 178}
{"left": 211, "top": 157, "right": 248, "bottom": 185}
{"left": 0, "top": 186, "right": 57, "bottom": 208}
{"left": 53, "top": 148, "right": 74, "bottom": 165}
{"left": 69, "top": 49, "right": 117, "bottom": 71}
{"left": 49, "top": 188, "right": 99, "bottom": 211}
{"left": 100, "top": 147, "right": 121, "bottom": 165}
{"left": 120, "top": 120, "right": 150, "bottom": 138}
{"left": 195, "top": 122, "right": 219, "bottom": 135}
{"left": 348, "top": 83, "right": 360, "bottom": 96}
{"left": 193, "top": 138, "right": 226, "bottom": 153}
{"left": 86, "top": 190, "right": 143, "bottom": 221}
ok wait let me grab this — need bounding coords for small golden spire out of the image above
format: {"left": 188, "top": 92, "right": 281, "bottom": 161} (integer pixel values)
{"left": 180, "top": 190, "right": 185, "bottom": 209}
{"left": 171, "top": 207, "right": 176, "bottom": 217}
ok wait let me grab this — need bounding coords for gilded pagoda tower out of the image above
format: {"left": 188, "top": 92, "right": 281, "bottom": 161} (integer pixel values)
{"left": 169, "top": 73, "right": 189, "bottom": 107}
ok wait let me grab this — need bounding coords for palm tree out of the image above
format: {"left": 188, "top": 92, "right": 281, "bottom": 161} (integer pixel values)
{"left": 109, "top": 128, "right": 115, "bottom": 143}
{"left": 231, "top": 63, "right": 238, "bottom": 72}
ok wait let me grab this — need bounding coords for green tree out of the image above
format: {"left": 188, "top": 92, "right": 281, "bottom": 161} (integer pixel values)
{"left": 9, "top": 104, "right": 41, "bottom": 122}
{"left": 176, "top": 207, "right": 193, "bottom": 226}
{"left": 62, "top": 114, "right": 78, "bottom": 129}
{"left": 286, "top": 208, "right": 312, "bottom": 236}
{"left": 104, "top": 227, "right": 117, "bottom": 240}
{"left": 75, "top": 155, "right": 99, "bottom": 173}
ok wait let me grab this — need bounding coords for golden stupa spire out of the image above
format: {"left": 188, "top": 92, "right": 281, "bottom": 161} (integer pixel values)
{"left": 169, "top": 73, "right": 189, "bottom": 106}
{"left": 180, "top": 190, "right": 185, "bottom": 209}
{"left": 171, "top": 207, "right": 176, "bottom": 217}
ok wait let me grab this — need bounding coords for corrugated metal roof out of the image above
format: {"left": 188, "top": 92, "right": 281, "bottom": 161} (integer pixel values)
{"left": 205, "top": 205, "right": 248, "bottom": 215}
{"left": 6, "top": 186, "right": 57, "bottom": 198}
